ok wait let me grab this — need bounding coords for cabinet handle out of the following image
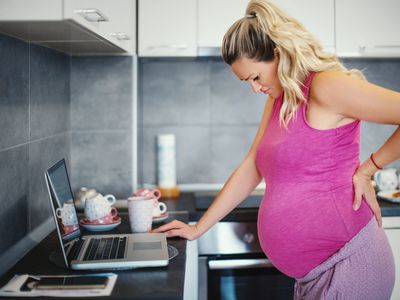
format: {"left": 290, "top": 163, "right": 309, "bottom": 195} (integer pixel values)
{"left": 359, "top": 44, "right": 400, "bottom": 53}
{"left": 111, "top": 32, "right": 131, "bottom": 40}
{"left": 74, "top": 9, "right": 109, "bottom": 22}
{"left": 208, "top": 258, "right": 274, "bottom": 270}
{"left": 146, "top": 44, "right": 188, "bottom": 50}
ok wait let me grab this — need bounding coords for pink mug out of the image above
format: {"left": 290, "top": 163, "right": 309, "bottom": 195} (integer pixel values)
{"left": 133, "top": 188, "right": 161, "bottom": 200}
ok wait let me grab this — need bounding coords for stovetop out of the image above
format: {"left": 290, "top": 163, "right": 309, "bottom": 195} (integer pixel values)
{"left": 197, "top": 221, "right": 263, "bottom": 256}
{"left": 193, "top": 193, "right": 264, "bottom": 256}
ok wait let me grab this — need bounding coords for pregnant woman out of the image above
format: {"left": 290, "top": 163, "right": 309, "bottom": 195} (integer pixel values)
{"left": 153, "top": 0, "right": 400, "bottom": 298}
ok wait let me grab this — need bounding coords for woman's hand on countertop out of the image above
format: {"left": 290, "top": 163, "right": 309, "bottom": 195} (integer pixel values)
{"left": 151, "top": 220, "right": 199, "bottom": 240}
{"left": 353, "top": 165, "right": 382, "bottom": 227}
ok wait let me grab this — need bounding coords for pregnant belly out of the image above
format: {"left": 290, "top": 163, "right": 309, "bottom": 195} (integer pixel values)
{"left": 257, "top": 190, "right": 372, "bottom": 278}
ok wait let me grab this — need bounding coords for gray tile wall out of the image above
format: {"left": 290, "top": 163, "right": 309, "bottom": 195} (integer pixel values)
{"left": 138, "top": 58, "right": 400, "bottom": 185}
{"left": 0, "top": 34, "right": 70, "bottom": 275}
{"left": 70, "top": 57, "right": 133, "bottom": 198}
{"left": 138, "top": 58, "right": 265, "bottom": 184}
{"left": 0, "top": 38, "right": 134, "bottom": 276}
{"left": 342, "top": 58, "right": 400, "bottom": 170}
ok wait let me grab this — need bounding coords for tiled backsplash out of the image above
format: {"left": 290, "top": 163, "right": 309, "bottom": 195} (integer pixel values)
{"left": 138, "top": 57, "right": 400, "bottom": 185}
{"left": 70, "top": 56, "right": 133, "bottom": 198}
{"left": 138, "top": 58, "right": 265, "bottom": 184}
{"left": 0, "top": 34, "right": 70, "bottom": 274}
{"left": 0, "top": 34, "right": 135, "bottom": 276}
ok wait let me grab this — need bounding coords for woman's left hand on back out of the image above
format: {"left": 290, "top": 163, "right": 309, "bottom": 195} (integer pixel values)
{"left": 352, "top": 166, "right": 382, "bottom": 227}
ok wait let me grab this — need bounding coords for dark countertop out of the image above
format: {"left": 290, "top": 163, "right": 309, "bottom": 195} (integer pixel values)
{"left": 0, "top": 212, "right": 189, "bottom": 300}
{"left": 1, "top": 191, "right": 398, "bottom": 299}
{"left": 377, "top": 197, "right": 400, "bottom": 217}
{"left": 168, "top": 192, "right": 400, "bottom": 222}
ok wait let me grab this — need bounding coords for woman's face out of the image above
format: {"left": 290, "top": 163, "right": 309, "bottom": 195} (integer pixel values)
{"left": 231, "top": 53, "right": 282, "bottom": 99}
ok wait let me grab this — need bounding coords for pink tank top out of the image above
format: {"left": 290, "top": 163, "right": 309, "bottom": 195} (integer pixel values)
{"left": 256, "top": 72, "right": 373, "bottom": 279}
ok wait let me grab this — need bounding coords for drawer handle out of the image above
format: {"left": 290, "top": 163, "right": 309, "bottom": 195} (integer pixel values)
{"left": 208, "top": 258, "right": 274, "bottom": 270}
{"left": 75, "top": 8, "right": 109, "bottom": 22}
{"left": 111, "top": 32, "right": 131, "bottom": 41}
{"left": 359, "top": 44, "right": 400, "bottom": 54}
{"left": 146, "top": 44, "right": 188, "bottom": 50}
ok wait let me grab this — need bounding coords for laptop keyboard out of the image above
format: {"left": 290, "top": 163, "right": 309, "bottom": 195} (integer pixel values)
{"left": 82, "top": 237, "right": 127, "bottom": 261}
{"left": 67, "top": 239, "right": 85, "bottom": 261}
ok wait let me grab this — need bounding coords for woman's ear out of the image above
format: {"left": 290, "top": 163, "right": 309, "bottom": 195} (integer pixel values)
{"left": 274, "top": 47, "right": 279, "bottom": 57}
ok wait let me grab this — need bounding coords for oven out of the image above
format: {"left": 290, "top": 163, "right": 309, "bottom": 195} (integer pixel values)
{"left": 194, "top": 193, "right": 295, "bottom": 300}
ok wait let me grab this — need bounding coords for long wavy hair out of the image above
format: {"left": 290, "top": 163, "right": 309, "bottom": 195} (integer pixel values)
{"left": 222, "top": 0, "right": 365, "bottom": 127}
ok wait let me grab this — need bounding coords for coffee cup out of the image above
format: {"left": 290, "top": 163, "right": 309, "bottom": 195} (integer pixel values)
{"left": 84, "top": 192, "right": 116, "bottom": 221}
{"left": 127, "top": 196, "right": 154, "bottom": 233}
{"left": 83, "top": 208, "right": 118, "bottom": 224}
{"left": 374, "top": 168, "right": 398, "bottom": 191}
{"left": 56, "top": 202, "right": 78, "bottom": 226}
{"left": 133, "top": 188, "right": 166, "bottom": 217}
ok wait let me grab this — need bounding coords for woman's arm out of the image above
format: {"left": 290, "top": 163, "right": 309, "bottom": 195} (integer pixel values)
{"left": 314, "top": 71, "right": 400, "bottom": 166}
{"left": 152, "top": 96, "right": 275, "bottom": 239}
{"left": 313, "top": 71, "right": 400, "bottom": 226}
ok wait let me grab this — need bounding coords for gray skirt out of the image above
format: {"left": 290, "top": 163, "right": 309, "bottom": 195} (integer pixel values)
{"left": 294, "top": 217, "right": 395, "bottom": 300}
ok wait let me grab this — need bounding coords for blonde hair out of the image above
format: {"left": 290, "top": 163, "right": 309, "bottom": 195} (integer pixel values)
{"left": 222, "top": 0, "right": 365, "bottom": 127}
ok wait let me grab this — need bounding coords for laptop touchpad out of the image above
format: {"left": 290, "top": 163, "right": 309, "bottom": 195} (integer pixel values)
{"left": 133, "top": 241, "right": 162, "bottom": 250}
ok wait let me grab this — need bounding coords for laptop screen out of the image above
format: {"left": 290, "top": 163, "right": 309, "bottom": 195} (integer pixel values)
{"left": 45, "top": 159, "right": 81, "bottom": 265}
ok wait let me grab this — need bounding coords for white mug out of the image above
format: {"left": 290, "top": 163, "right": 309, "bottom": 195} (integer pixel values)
{"left": 84, "top": 193, "right": 116, "bottom": 221}
{"left": 56, "top": 202, "right": 78, "bottom": 226}
{"left": 127, "top": 197, "right": 154, "bottom": 233}
{"left": 374, "top": 168, "right": 398, "bottom": 191}
{"left": 133, "top": 188, "right": 166, "bottom": 217}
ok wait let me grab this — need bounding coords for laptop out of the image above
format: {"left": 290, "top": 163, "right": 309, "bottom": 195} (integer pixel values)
{"left": 44, "top": 159, "right": 169, "bottom": 270}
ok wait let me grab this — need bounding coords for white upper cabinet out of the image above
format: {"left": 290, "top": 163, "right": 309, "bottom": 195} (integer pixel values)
{"left": 197, "top": 0, "right": 334, "bottom": 55}
{"left": 273, "top": 0, "right": 335, "bottom": 53}
{"left": 336, "top": 0, "right": 400, "bottom": 57}
{"left": 0, "top": 0, "right": 135, "bottom": 55}
{"left": 0, "top": 0, "right": 63, "bottom": 20}
{"left": 198, "top": 0, "right": 248, "bottom": 50}
{"left": 138, "top": 0, "right": 197, "bottom": 57}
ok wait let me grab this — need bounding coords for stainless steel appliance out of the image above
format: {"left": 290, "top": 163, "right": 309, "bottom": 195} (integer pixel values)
{"left": 194, "top": 193, "right": 295, "bottom": 300}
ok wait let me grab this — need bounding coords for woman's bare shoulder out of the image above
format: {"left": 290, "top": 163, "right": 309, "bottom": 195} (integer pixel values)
{"left": 311, "top": 70, "right": 400, "bottom": 124}
{"left": 311, "top": 70, "right": 353, "bottom": 97}
{"left": 310, "top": 70, "right": 362, "bottom": 108}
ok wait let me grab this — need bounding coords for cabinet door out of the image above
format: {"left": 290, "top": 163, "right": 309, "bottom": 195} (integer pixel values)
{"left": 64, "top": 0, "right": 135, "bottom": 53}
{"left": 383, "top": 216, "right": 400, "bottom": 300}
{"left": 0, "top": 0, "right": 63, "bottom": 20}
{"left": 64, "top": 0, "right": 103, "bottom": 34}
{"left": 336, "top": 0, "right": 400, "bottom": 57}
{"left": 198, "top": 0, "right": 334, "bottom": 53}
{"left": 138, "top": 0, "right": 197, "bottom": 56}
{"left": 198, "top": 0, "right": 248, "bottom": 49}
{"left": 274, "top": 0, "right": 334, "bottom": 53}
{"left": 385, "top": 228, "right": 400, "bottom": 300}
